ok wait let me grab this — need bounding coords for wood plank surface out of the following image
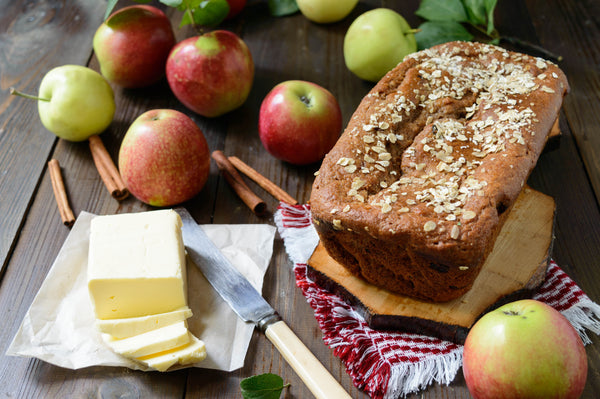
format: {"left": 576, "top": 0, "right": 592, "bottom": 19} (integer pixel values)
{"left": 526, "top": 0, "right": 600, "bottom": 206}
{"left": 0, "top": 0, "right": 107, "bottom": 276}
{"left": 0, "top": 1, "right": 598, "bottom": 398}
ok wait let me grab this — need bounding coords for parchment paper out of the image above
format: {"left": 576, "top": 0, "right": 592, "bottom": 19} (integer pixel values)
{"left": 6, "top": 211, "right": 276, "bottom": 372}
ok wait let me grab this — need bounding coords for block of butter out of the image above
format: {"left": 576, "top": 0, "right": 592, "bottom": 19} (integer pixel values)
{"left": 88, "top": 210, "right": 188, "bottom": 320}
{"left": 102, "top": 320, "right": 190, "bottom": 358}
{"left": 136, "top": 332, "right": 207, "bottom": 372}
{"left": 95, "top": 306, "right": 193, "bottom": 339}
{"left": 88, "top": 209, "right": 206, "bottom": 371}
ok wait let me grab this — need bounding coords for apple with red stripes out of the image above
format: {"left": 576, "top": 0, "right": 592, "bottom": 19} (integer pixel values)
{"left": 463, "top": 299, "right": 587, "bottom": 399}
{"left": 166, "top": 30, "right": 254, "bottom": 118}
{"left": 119, "top": 109, "right": 210, "bottom": 207}
{"left": 93, "top": 5, "right": 175, "bottom": 88}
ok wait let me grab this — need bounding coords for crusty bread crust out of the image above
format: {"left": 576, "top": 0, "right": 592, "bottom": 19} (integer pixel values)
{"left": 310, "top": 41, "right": 569, "bottom": 302}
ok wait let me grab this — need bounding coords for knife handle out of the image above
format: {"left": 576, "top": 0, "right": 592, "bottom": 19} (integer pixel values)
{"left": 265, "top": 320, "right": 352, "bottom": 399}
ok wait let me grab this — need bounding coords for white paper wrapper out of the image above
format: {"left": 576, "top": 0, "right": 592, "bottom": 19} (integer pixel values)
{"left": 6, "top": 211, "right": 276, "bottom": 372}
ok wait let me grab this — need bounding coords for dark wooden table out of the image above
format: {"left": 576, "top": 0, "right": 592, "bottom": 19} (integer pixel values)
{"left": 1, "top": 0, "right": 599, "bottom": 398}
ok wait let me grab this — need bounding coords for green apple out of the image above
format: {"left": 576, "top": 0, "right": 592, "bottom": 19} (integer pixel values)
{"left": 296, "top": 0, "right": 358, "bottom": 24}
{"left": 343, "top": 8, "right": 417, "bottom": 82}
{"left": 11, "top": 65, "right": 115, "bottom": 141}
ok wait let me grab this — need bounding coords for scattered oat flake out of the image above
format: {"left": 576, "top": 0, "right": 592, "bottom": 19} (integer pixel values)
{"left": 424, "top": 221, "right": 437, "bottom": 231}
{"left": 451, "top": 225, "right": 460, "bottom": 239}
{"left": 363, "top": 135, "right": 375, "bottom": 143}
{"left": 462, "top": 210, "right": 476, "bottom": 220}
{"left": 541, "top": 86, "right": 555, "bottom": 93}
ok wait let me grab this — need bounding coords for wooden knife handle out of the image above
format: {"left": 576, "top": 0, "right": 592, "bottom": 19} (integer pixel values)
{"left": 265, "top": 320, "right": 352, "bottom": 399}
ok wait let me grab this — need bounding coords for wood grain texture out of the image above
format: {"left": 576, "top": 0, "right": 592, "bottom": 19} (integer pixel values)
{"left": 0, "top": 0, "right": 106, "bottom": 277}
{"left": 526, "top": 0, "right": 600, "bottom": 206}
{"left": 0, "top": 0, "right": 598, "bottom": 398}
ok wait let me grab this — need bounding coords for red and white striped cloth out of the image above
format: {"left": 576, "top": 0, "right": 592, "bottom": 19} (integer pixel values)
{"left": 274, "top": 202, "right": 600, "bottom": 398}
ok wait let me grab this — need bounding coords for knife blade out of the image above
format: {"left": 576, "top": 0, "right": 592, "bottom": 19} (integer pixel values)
{"left": 176, "top": 208, "right": 350, "bottom": 399}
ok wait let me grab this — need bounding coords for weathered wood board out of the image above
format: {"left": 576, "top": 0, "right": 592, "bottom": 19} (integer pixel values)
{"left": 307, "top": 186, "right": 555, "bottom": 344}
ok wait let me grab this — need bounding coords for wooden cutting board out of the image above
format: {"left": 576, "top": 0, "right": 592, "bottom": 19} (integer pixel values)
{"left": 307, "top": 186, "right": 555, "bottom": 344}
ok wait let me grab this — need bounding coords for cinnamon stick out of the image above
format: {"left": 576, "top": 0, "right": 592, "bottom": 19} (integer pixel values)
{"left": 88, "top": 135, "right": 129, "bottom": 200}
{"left": 228, "top": 156, "right": 298, "bottom": 205}
{"left": 47, "top": 159, "right": 75, "bottom": 227}
{"left": 211, "top": 151, "right": 267, "bottom": 215}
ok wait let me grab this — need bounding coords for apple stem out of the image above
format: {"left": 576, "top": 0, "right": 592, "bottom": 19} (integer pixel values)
{"left": 406, "top": 28, "right": 421, "bottom": 35}
{"left": 10, "top": 87, "right": 50, "bottom": 102}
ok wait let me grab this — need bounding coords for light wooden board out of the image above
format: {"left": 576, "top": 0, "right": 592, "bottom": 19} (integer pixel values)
{"left": 307, "top": 187, "right": 555, "bottom": 344}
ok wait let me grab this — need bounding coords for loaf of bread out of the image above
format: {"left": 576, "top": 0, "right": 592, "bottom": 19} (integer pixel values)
{"left": 310, "top": 41, "right": 568, "bottom": 302}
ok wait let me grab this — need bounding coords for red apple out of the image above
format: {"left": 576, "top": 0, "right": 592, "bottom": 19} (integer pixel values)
{"left": 166, "top": 30, "right": 254, "bottom": 118}
{"left": 258, "top": 80, "right": 342, "bottom": 165}
{"left": 93, "top": 5, "right": 175, "bottom": 88}
{"left": 463, "top": 299, "right": 587, "bottom": 399}
{"left": 118, "top": 109, "right": 210, "bottom": 207}
{"left": 225, "top": 0, "right": 246, "bottom": 19}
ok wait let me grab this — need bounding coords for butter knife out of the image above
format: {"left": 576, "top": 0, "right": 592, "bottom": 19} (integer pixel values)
{"left": 175, "top": 208, "right": 351, "bottom": 399}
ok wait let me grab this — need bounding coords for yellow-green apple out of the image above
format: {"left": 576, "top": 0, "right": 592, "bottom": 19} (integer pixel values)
{"left": 258, "top": 80, "right": 342, "bottom": 165}
{"left": 463, "top": 299, "right": 587, "bottom": 399}
{"left": 118, "top": 109, "right": 210, "bottom": 207}
{"left": 93, "top": 5, "right": 175, "bottom": 88}
{"left": 166, "top": 30, "right": 254, "bottom": 118}
{"left": 11, "top": 65, "right": 115, "bottom": 141}
{"left": 296, "top": 0, "right": 358, "bottom": 23}
{"left": 344, "top": 8, "right": 417, "bottom": 82}
{"left": 225, "top": 0, "right": 246, "bottom": 19}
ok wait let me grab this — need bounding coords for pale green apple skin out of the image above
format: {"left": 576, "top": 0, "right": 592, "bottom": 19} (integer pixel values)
{"left": 258, "top": 80, "right": 342, "bottom": 165}
{"left": 343, "top": 8, "right": 417, "bottom": 82}
{"left": 463, "top": 299, "right": 587, "bottom": 399}
{"left": 119, "top": 109, "right": 210, "bottom": 207}
{"left": 296, "top": 0, "right": 358, "bottom": 23}
{"left": 37, "top": 65, "right": 115, "bottom": 141}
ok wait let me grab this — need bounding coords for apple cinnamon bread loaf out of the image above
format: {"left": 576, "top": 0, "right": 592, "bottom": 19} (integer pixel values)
{"left": 310, "top": 41, "right": 568, "bottom": 302}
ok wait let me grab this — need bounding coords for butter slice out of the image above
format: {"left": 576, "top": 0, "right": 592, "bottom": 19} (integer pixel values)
{"left": 95, "top": 307, "right": 193, "bottom": 339}
{"left": 136, "top": 333, "right": 207, "bottom": 372}
{"left": 103, "top": 320, "right": 190, "bottom": 358}
{"left": 88, "top": 210, "right": 187, "bottom": 320}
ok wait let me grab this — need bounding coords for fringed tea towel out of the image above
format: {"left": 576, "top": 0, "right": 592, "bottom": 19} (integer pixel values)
{"left": 274, "top": 202, "right": 600, "bottom": 398}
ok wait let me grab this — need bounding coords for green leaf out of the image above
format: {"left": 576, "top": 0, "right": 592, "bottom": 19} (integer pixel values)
{"left": 484, "top": 0, "right": 498, "bottom": 34}
{"left": 415, "top": 20, "right": 474, "bottom": 50}
{"left": 462, "top": 0, "right": 487, "bottom": 25}
{"left": 415, "top": 0, "right": 470, "bottom": 23}
{"left": 240, "top": 373, "right": 290, "bottom": 399}
{"left": 160, "top": 0, "right": 184, "bottom": 7}
{"left": 268, "top": 0, "right": 299, "bottom": 17}
{"left": 178, "top": 0, "right": 229, "bottom": 27}
{"left": 462, "top": 0, "right": 497, "bottom": 33}
{"left": 180, "top": 8, "right": 194, "bottom": 26}
{"left": 195, "top": 0, "right": 230, "bottom": 25}
{"left": 103, "top": 0, "right": 119, "bottom": 20}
